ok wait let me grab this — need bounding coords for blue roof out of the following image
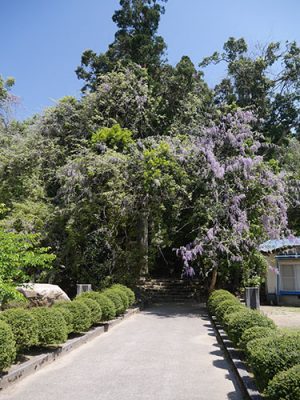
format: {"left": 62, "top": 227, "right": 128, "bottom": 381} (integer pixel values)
{"left": 259, "top": 237, "right": 300, "bottom": 253}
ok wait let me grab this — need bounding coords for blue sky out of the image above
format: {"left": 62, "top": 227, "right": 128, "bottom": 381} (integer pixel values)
{"left": 1, "top": 0, "right": 299, "bottom": 120}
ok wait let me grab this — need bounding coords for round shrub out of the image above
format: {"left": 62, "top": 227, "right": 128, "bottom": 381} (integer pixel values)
{"left": 222, "top": 305, "right": 247, "bottom": 329}
{"left": 207, "top": 290, "right": 237, "bottom": 313}
{"left": 55, "top": 301, "right": 92, "bottom": 333}
{"left": 111, "top": 284, "right": 135, "bottom": 306}
{"left": 102, "top": 289, "right": 124, "bottom": 315}
{"left": 239, "top": 326, "right": 277, "bottom": 352}
{"left": 76, "top": 297, "right": 102, "bottom": 324}
{"left": 0, "top": 308, "right": 39, "bottom": 351}
{"left": 226, "top": 309, "right": 275, "bottom": 346}
{"left": 0, "top": 320, "right": 16, "bottom": 371}
{"left": 264, "top": 364, "right": 300, "bottom": 400}
{"left": 76, "top": 291, "right": 116, "bottom": 321}
{"left": 52, "top": 303, "right": 74, "bottom": 334}
{"left": 110, "top": 287, "right": 129, "bottom": 310}
{"left": 214, "top": 299, "right": 241, "bottom": 323}
{"left": 31, "top": 307, "right": 68, "bottom": 346}
{"left": 247, "top": 332, "right": 300, "bottom": 391}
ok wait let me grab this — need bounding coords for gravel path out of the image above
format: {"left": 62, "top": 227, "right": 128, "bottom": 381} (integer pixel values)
{"left": 1, "top": 303, "right": 244, "bottom": 400}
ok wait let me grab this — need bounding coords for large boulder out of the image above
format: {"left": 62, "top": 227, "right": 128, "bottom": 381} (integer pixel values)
{"left": 17, "top": 283, "right": 70, "bottom": 307}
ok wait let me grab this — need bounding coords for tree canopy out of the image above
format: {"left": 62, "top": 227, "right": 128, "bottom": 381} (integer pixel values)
{"left": 1, "top": 0, "right": 300, "bottom": 293}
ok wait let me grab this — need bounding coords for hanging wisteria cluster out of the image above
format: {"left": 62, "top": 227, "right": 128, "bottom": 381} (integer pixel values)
{"left": 178, "top": 110, "right": 289, "bottom": 271}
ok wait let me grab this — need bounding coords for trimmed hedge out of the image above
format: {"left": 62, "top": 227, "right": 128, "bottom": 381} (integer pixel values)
{"left": 226, "top": 309, "right": 275, "bottom": 346}
{"left": 111, "top": 284, "right": 135, "bottom": 306}
{"left": 215, "top": 299, "right": 241, "bottom": 323}
{"left": 31, "top": 307, "right": 68, "bottom": 346}
{"left": 0, "top": 308, "right": 39, "bottom": 351}
{"left": 207, "top": 289, "right": 300, "bottom": 397}
{"left": 0, "top": 320, "right": 16, "bottom": 370}
{"left": 0, "top": 284, "right": 135, "bottom": 372}
{"left": 76, "top": 297, "right": 102, "bottom": 324}
{"left": 207, "top": 290, "right": 236, "bottom": 313}
{"left": 52, "top": 303, "right": 74, "bottom": 334}
{"left": 55, "top": 301, "right": 92, "bottom": 333}
{"left": 239, "top": 326, "right": 277, "bottom": 352}
{"left": 264, "top": 364, "right": 300, "bottom": 400}
{"left": 222, "top": 304, "right": 245, "bottom": 327}
{"left": 77, "top": 291, "right": 116, "bottom": 321}
{"left": 247, "top": 332, "right": 300, "bottom": 391}
{"left": 110, "top": 287, "right": 129, "bottom": 310}
{"left": 102, "top": 289, "right": 124, "bottom": 315}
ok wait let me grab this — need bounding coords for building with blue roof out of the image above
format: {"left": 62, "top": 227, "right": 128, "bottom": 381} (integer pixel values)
{"left": 260, "top": 237, "right": 300, "bottom": 306}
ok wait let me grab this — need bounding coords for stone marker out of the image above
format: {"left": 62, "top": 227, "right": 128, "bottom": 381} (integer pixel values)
{"left": 17, "top": 283, "right": 70, "bottom": 306}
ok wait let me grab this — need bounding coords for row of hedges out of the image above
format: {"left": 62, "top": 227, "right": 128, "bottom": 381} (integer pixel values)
{"left": 0, "top": 284, "right": 135, "bottom": 372}
{"left": 208, "top": 290, "right": 300, "bottom": 400}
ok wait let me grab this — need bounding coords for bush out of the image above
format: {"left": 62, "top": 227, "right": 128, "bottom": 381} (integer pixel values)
{"left": 0, "top": 320, "right": 16, "bottom": 371}
{"left": 31, "top": 307, "right": 68, "bottom": 346}
{"left": 52, "top": 303, "right": 74, "bottom": 334}
{"left": 55, "top": 301, "right": 92, "bottom": 333}
{"left": 111, "top": 284, "right": 135, "bottom": 306}
{"left": 239, "top": 326, "right": 277, "bottom": 352}
{"left": 78, "top": 292, "right": 116, "bottom": 321}
{"left": 264, "top": 364, "right": 300, "bottom": 400}
{"left": 0, "top": 308, "right": 39, "bottom": 351}
{"left": 247, "top": 332, "right": 300, "bottom": 390}
{"left": 214, "top": 299, "right": 242, "bottom": 323}
{"left": 2, "top": 297, "right": 30, "bottom": 310}
{"left": 110, "top": 287, "right": 129, "bottom": 310}
{"left": 226, "top": 309, "right": 275, "bottom": 346}
{"left": 76, "top": 297, "right": 102, "bottom": 324}
{"left": 207, "top": 290, "right": 237, "bottom": 313}
{"left": 222, "top": 304, "right": 246, "bottom": 328}
{"left": 102, "top": 289, "right": 124, "bottom": 315}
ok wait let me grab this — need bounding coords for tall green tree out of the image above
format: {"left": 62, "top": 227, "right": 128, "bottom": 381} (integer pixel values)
{"left": 201, "top": 38, "right": 300, "bottom": 144}
{"left": 76, "top": 0, "right": 167, "bottom": 91}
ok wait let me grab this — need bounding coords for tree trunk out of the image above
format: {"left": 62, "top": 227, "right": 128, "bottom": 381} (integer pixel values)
{"left": 137, "top": 196, "right": 149, "bottom": 276}
{"left": 208, "top": 268, "right": 218, "bottom": 293}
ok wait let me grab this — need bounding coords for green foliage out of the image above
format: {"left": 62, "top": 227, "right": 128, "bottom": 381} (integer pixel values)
{"left": 242, "top": 251, "right": 268, "bottom": 287}
{"left": 52, "top": 303, "right": 74, "bottom": 334}
{"left": 214, "top": 299, "right": 241, "bottom": 323}
{"left": 226, "top": 309, "right": 275, "bottom": 346}
{"left": 264, "top": 364, "right": 300, "bottom": 400}
{"left": 0, "top": 224, "right": 55, "bottom": 305}
{"left": 247, "top": 332, "right": 300, "bottom": 390}
{"left": 76, "top": 297, "right": 102, "bottom": 324}
{"left": 0, "top": 308, "right": 38, "bottom": 351}
{"left": 222, "top": 304, "right": 247, "bottom": 328}
{"left": 111, "top": 284, "right": 135, "bottom": 306}
{"left": 207, "top": 290, "right": 237, "bottom": 313}
{"left": 31, "top": 307, "right": 68, "bottom": 346}
{"left": 239, "top": 326, "right": 277, "bottom": 352}
{"left": 55, "top": 301, "right": 92, "bottom": 333}
{"left": 77, "top": 292, "right": 116, "bottom": 320}
{"left": 102, "top": 289, "right": 125, "bottom": 315}
{"left": 0, "top": 320, "right": 16, "bottom": 371}
{"left": 110, "top": 287, "right": 129, "bottom": 309}
{"left": 201, "top": 38, "right": 300, "bottom": 144}
{"left": 91, "top": 124, "right": 134, "bottom": 151}
{"left": 76, "top": 0, "right": 167, "bottom": 90}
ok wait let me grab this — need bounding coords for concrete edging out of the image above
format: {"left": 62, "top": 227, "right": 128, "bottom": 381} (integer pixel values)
{"left": 209, "top": 312, "right": 262, "bottom": 400}
{"left": 0, "top": 307, "right": 140, "bottom": 391}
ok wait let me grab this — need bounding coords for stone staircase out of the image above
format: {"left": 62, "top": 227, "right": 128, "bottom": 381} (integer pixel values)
{"left": 137, "top": 278, "right": 205, "bottom": 303}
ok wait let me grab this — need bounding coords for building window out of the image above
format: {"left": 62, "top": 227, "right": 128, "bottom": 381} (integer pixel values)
{"left": 279, "top": 263, "right": 300, "bottom": 292}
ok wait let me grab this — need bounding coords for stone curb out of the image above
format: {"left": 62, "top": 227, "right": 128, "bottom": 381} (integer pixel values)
{"left": 0, "top": 307, "right": 140, "bottom": 391}
{"left": 209, "top": 312, "right": 262, "bottom": 400}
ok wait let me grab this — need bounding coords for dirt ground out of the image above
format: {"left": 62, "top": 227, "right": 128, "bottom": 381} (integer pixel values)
{"left": 261, "top": 305, "right": 300, "bottom": 329}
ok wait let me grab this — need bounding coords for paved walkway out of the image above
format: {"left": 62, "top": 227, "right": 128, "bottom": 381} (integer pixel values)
{"left": 2, "top": 304, "right": 244, "bottom": 400}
